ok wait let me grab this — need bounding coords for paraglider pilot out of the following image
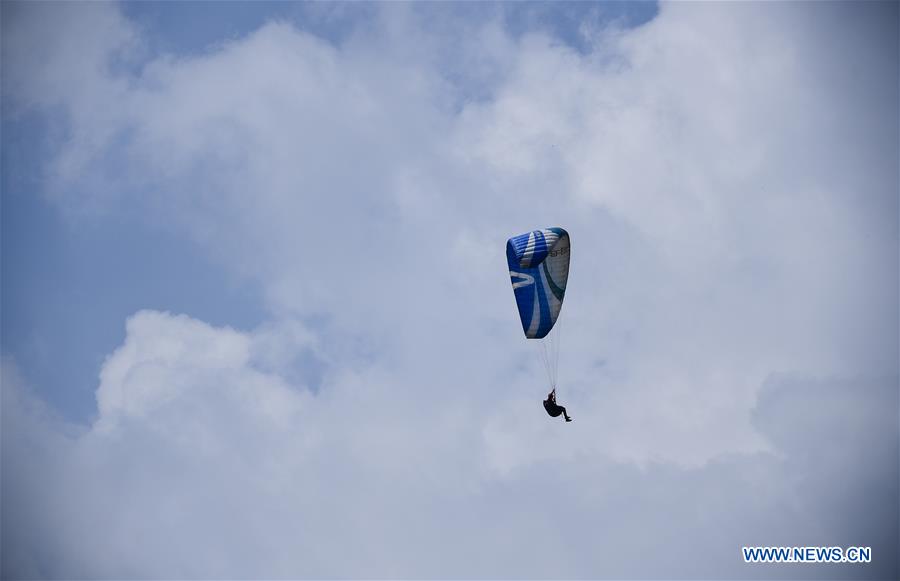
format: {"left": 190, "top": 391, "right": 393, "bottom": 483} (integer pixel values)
{"left": 543, "top": 388, "right": 572, "bottom": 422}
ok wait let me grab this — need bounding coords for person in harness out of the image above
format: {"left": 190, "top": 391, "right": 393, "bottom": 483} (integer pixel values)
{"left": 543, "top": 388, "right": 572, "bottom": 422}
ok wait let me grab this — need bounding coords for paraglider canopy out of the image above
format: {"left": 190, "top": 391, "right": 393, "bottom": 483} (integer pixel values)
{"left": 506, "top": 227, "right": 571, "bottom": 391}
{"left": 506, "top": 227, "right": 570, "bottom": 339}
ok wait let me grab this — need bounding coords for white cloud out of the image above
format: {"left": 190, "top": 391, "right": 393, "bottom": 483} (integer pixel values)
{"left": 2, "top": 1, "right": 897, "bottom": 578}
{"left": 3, "top": 316, "right": 896, "bottom": 578}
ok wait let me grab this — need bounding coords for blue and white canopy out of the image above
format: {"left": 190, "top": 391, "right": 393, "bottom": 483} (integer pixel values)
{"left": 506, "top": 227, "right": 570, "bottom": 339}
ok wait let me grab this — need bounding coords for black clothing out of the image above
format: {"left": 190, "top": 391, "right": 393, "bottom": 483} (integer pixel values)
{"left": 543, "top": 399, "right": 566, "bottom": 417}
{"left": 543, "top": 391, "right": 572, "bottom": 421}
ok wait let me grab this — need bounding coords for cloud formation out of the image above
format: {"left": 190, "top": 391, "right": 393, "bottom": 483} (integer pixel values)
{"left": 3, "top": 312, "right": 896, "bottom": 578}
{"left": 2, "top": 1, "right": 897, "bottom": 578}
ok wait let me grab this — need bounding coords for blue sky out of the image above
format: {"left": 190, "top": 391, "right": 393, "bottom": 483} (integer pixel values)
{"left": 2, "top": 1, "right": 898, "bottom": 579}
